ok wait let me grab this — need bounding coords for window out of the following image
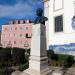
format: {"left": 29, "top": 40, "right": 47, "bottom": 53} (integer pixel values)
{"left": 4, "top": 41, "right": 6, "bottom": 44}
{"left": 9, "top": 41, "right": 11, "bottom": 44}
{"left": 26, "top": 33, "right": 28, "bottom": 38}
{"left": 26, "top": 27, "right": 28, "bottom": 30}
{"left": 9, "top": 34, "right": 11, "bottom": 37}
{"left": 20, "top": 34, "right": 22, "bottom": 37}
{"left": 54, "top": 0, "right": 63, "bottom": 11}
{"left": 54, "top": 15, "right": 63, "bottom": 32}
{"left": 4, "top": 34, "right": 7, "bottom": 38}
{"left": 13, "top": 21, "right": 15, "bottom": 24}
{"left": 10, "top": 28, "right": 12, "bottom": 31}
{"left": 5, "top": 28, "right": 7, "bottom": 30}
{"left": 14, "top": 41, "right": 16, "bottom": 44}
{"left": 24, "top": 41, "right": 29, "bottom": 47}
{"left": 18, "top": 20, "right": 20, "bottom": 24}
{"left": 14, "top": 34, "right": 15, "bottom": 37}
{"left": 20, "top": 41, "right": 22, "bottom": 45}
{"left": 24, "top": 27, "right": 26, "bottom": 30}
{"left": 20, "top": 27, "right": 22, "bottom": 30}
{"left": 23, "top": 20, "right": 25, "bottom": 24}
{"left": 14, "top": 34, "right": 17, "bottom": 38}
{"left": 4, "top": 34, "right": 5, "bottom": 38}
{"left": 15, "top": 27, "right": 17, "bottom": 30}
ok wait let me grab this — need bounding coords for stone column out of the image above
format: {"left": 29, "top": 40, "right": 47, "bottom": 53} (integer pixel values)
{"left": 22, "top": 24, "right": 51, "bottom": 75}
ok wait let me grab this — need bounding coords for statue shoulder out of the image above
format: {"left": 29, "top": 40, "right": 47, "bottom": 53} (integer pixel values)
{"left": 43, "top": 17, "right": 48, "bottom": 21}
{"left": 34, "top": 17, "right": 40, "bottom": 24}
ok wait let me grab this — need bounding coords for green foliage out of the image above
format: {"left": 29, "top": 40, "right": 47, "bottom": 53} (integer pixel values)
{"left": 0, "top": 47, "right": 2, "bottom": 50}
{"left": 58, "top": 54, "right": 74, "bottom": 62}
{"left": 26, "top": 48, "right": 30, "bottom": 55}
{"left": 47, "top": 50, "right": 54, "bottom": 58}
{"left": 0, "top": 67, "right": 14, "bottom": 75}
{"left": 0, "top": 47, "right": 29, "bottom": 75}
{"left": 0, "top": 48, "right": 11, "bottom": 65}
{"left": 12, "top": 47, "right": 26, "bottom": 65}
{"left": 57, "top": 54, "right": 74, "bottom": 67}
{"left": 47, "top": 50, "right": 74, "bottom": 67}
{"left": 0, "top": 47, "right": 28, "bottom": 67}
{"left": 18, "top": 63, "right": 29, "bottom": 71}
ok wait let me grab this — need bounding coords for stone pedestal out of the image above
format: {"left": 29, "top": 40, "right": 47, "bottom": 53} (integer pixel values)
{"left": 22, "top": 24, "right": 51, "bottom": 75}
{"left": 52, "top": 71, "right": 63, "bottom": 75}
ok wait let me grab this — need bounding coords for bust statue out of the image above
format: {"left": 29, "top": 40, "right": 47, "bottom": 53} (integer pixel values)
{"left": 34, "top": 8, "right": 48, "bottom": 25}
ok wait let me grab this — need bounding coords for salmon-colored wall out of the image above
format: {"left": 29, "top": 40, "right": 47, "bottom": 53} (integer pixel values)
{"left": 1, "top": 20, "right": 33, "bottom": 49}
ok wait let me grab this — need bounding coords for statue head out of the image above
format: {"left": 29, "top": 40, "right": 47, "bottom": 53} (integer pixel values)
{"left": 36, "top": 8, "right": 43, "bottom": 16}
{"left": 34, "top": 8, "right": 48, "bottom": 24}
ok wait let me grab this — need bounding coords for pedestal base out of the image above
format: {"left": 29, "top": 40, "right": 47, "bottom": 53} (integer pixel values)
{"left": 52, "top": 71, "right": 63, "bottom": 75}
{"left": 21, "top": 56, "right": 52, "bottom": 75}
{"left": 21, "top": 68, "right": 52, "bottom": 75}
{"left": 21, "top": 24, "right": 52, "bottom": 75}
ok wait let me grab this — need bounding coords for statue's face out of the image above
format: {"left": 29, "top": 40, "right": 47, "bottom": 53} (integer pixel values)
{"left": 36, "top": 8, "right": 43, "bottom": 16}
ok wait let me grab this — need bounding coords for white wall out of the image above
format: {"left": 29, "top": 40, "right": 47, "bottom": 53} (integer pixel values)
{"left": 44, "top": 0, "right": 75, "bottom": 48}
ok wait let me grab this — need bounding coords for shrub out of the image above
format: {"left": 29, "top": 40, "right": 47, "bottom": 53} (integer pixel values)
{"left": 57, "top": 54, "right": 74, "bottom": 67}
{"left": 0, "top": 47, "right": 2, "bottom": 50}
{"left": 0, "top": 48, "right": 11, "bottom": 65}
{"left": 47, "top": 50, "right": 54, "bottom": 59}
{"left": 27, "top": 48, "right": 30, "bottom": 55}
{"left": 47, "top": 50, "right": 74, "bottom": 67}
{"left": 12, "top": 47, "right": 26, "bottom": 65}
{"left": 47, "top": 50, "right": 58, "bottom": 61}
{"left": 0, "top": 67, "right": 14, "bottom": 75}
{"left": 18, "top": 63, "right": 29, "bottom": 71}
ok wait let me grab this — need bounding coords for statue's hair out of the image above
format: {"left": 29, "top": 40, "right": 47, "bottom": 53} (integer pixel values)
{"left": 36, "top": 8, "right": 43, "bottom": 16}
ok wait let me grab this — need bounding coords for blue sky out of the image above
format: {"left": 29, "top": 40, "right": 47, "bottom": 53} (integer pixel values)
{"left": 0, "top": 0, "right": 43, "bottom": 25}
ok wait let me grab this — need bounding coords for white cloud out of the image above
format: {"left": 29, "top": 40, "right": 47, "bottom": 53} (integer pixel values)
{"left": 0, "top": 2, "right": 35, "bottom": 18}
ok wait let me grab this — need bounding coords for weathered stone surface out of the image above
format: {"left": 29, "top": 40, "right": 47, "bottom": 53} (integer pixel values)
{"left": 52, "top": 71, "right": 63, "bottom": 75}
{"left": 22, "top": 24, "right": 51, "bottom": 75}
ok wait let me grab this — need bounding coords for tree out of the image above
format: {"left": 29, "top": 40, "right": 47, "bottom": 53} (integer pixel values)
{"left": 0, "top": 48, "right": 11, "bottom": 66}
{"left": 47, "top": 50, "right": 54, "bottom": 59}
{"left": 12, "top": 48, "right": 26, "bottom": 65}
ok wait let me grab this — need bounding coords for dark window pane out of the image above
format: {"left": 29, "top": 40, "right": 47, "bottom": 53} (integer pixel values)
{"left": 18, "top": 20, "right": 20, "bottom": 24}
{"left": 14, "top": 41, "right": 16, "bottom": 44}
{"left": 13, "top": 21, "right": 15, "bottom": 24}
{"left": 55, "top": 15, "right": 63, "bottom": 32}
{"left": 23, "top": 20, "right": 25, "bottom": 24}
{"left": 26, "top": 33, "right": 28, "bottom": 38}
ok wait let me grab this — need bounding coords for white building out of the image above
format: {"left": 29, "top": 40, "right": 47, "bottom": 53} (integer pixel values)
{"left": 43, "top": 0, "right": 75, "bottom": 55}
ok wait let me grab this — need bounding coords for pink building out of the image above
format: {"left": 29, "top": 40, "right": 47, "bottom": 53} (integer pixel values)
{"left": 1, "top": 20, "right": 32, "bottom": 49}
